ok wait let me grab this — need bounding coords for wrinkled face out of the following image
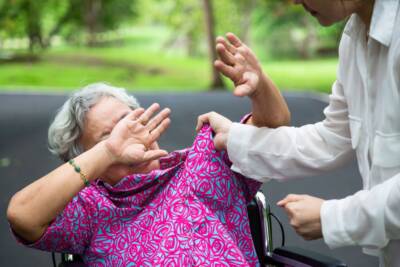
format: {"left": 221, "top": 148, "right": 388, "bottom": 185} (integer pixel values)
{"left": 80, "top": 97, "right": 160, "bottom": 185}
{"left": 293, "top": 0, "right": 362, "bottom": 26}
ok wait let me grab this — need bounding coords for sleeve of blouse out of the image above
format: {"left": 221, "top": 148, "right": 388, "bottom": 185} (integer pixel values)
{"left": 227, "top": 79, "right": 353, "bottom": 182}
{"left": 12, "top": 191, "right": 94, "bottom": 255}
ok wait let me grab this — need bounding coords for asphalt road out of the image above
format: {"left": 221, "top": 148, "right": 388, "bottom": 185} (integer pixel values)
{"left": 0, "top": 92, "right": 378, "bottom": 267}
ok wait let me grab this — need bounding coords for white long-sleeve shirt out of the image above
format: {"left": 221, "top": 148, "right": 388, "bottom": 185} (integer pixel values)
{"left": 227, "top": 0, "right": 400, "bottom": 266}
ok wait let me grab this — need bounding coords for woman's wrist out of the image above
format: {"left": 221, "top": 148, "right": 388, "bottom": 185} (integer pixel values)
{"left": 250, "top": 74, "right": 271, "bottom": 99}
{"left": 72, "top": 142, "right": 116, "bottom": 183}
{"left": 97, "top": 141, "right": 119, "bottom": 166}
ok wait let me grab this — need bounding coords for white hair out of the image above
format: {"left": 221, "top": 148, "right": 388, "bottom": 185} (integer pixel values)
{"left": 48, "top": 83, "right": 140, "bottom": 162}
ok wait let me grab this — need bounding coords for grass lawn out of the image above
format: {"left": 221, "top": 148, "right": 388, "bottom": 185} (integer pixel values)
{"left": 264, "top": 59, "right": 337, "bottom": 93}
{"left": 0, "top": 49, "right": 211, "bottom": 93}
{"left": 0, "top": 30, "right": 338, "bottom": 94}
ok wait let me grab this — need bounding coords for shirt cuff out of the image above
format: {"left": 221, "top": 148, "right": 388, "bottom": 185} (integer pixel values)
{"left": 320, "top": 199, "right": 355, "bottom": 248}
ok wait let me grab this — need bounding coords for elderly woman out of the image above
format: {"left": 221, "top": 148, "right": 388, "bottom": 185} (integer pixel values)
{"left": 7, "top": 81, "right": 289, "bottom": 266}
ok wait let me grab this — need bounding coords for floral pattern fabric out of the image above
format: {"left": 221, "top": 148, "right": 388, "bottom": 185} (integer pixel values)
{"left": 18, "top": 125, "right": 262, "bottom": 266}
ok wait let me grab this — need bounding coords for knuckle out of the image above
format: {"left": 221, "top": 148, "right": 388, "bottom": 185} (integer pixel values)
{"left": 289, "top": 219, "right": 298, "bottom": 228}
{"left": 239, "top": 47, "right": 249, "bottom": 55}
{"left": 291, "top": 207, "right": 299, "bottom": 215}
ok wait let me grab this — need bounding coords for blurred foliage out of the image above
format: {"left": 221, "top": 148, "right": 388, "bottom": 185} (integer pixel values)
{"left": 137, "top": 0, "right": 256, "bottom": 57}
{"left": 252, "top": 0, "right": 345, "bottom": 60}
{"left": 136, "top": 0, "right": 345, "bottom": 59}
{"left": 0, "top": 0, "right": 137, "bottom": 50}
{"left": 0, "top": 0, "right": 344, "bottom": 92}
{"left": 0, "top": 0, "right": 345, "bottom": 58}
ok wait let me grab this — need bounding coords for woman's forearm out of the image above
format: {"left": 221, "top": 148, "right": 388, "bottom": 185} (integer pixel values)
{"left": 7, "top": 142, "right": 113, "bottom": 242}
{"left": 249, "top": 74, "right": 291, "bottom": 128}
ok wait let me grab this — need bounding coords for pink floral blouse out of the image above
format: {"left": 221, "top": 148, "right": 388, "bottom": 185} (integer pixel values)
{"left": 16, "top": 125, "right": 262, "bottom": 266}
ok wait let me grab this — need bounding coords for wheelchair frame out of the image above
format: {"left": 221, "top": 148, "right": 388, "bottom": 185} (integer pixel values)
{"left": 248, "top": 191, "right": 347, "bottom": 267}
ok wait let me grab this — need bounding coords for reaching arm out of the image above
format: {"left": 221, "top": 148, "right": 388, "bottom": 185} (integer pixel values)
{"left": 7, "top": 105, "right": 170, "bottom": 243}
{"left": 197, "top": 79, "right": 353, "bottom": 181}
{"left": 321, "top": 172, "right": 400, "bottom": 249}
{"left": 215, "top": 32, "right": 290, "bottom": 128}
{"left": 227, "top": 79, "right": 353, "bottom": 181}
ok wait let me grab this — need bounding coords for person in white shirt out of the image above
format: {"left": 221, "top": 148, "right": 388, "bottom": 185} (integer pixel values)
{"left": 196, "top": 0, "right": 400, "bottom": 266}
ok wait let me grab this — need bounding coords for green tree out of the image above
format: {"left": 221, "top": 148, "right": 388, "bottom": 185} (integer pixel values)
{"left": 0, "top": 0, "right": 138, "bottom": 51}
{"left": 0, "top": 0, "right": 45, "bottom": 52}
{"left": 203, "top": 0, "right": 224, "bottom": 89}
{"left": 142, "top": 0, "right": 204, "bottom": 57}
{"left": 69, "top": 0, "right": 138, "bottom": 46}
{"left": 214, "top": 0, "right": 257, "bottom": 44}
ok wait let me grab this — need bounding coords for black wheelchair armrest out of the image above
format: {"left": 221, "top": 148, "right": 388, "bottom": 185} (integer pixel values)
{"left": 248, "top": 191, "right": 347, "bottom": 267}
{"left": 272, "top": 246, "right": 347, "bottom": 267}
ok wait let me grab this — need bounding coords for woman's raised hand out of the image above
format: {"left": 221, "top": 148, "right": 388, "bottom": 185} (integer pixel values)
{"left": 215, "top": 32, "right": 265, "bottom": 98}
{"left": 104, "top": 103, "right": 171, "bottom": 165}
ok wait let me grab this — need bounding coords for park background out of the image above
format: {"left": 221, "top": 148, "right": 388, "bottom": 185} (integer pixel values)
{"left": 0, "top": 0, "right": 344, "bottom": 93}
{"left": 0, "top": 0, "right": 380, "bottom": 266}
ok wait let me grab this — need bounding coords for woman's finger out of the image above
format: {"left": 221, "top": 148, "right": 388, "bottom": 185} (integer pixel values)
{"left": 216, "top": 36, "right": 236, "bottom": 54}
{"left": 146, "top": 108, "right": 171, "bottom": 132}
{"left": 142, "top": 149, "right": 169, "bottom": 162}
{"left": 147, "top": 118, "right": 171, "bottom": 144}
{"left": 277, "top": 194, "right": 304, "bottom": 206}
{"left": 126, "top": 108, "right": 145, "bottom": 121}
{"left": 284, "top": 202, "right": 297, "bottom": 218}
{"left": 216, "top": 43, "right": 236, "bottom": 66}
{"left": 234, "top": 52, "right": 246, "bottom": 65}
{"left": 138, "top": 103, "right": 160, "bottom": 125}
{"left": 233, "top": 84, "right": 253, "bottom": 97}
{"left": 214, "top": 60, "right": 237, "bottom": 81}
{"left": 196, "top": 112, "right": 217, "bottom": 132}
{"left": 226, "top": 32, "right": 243, "bottom": 48}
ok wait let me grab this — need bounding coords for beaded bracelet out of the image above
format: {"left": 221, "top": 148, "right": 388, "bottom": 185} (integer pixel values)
{"left": 68, "top": 159, "right": 90, "bottom": 187}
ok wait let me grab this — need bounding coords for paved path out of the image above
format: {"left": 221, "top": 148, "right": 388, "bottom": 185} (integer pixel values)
{"left": 0, "top": 92, "right": 378, "bottom": 266}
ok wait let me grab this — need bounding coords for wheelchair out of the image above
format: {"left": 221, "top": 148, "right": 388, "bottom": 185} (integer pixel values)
{"left": 54, "top": 191, "right": 346, "bottom": 267}
{"left": 247, "top": 192, "right": 346, "bottom": 267}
